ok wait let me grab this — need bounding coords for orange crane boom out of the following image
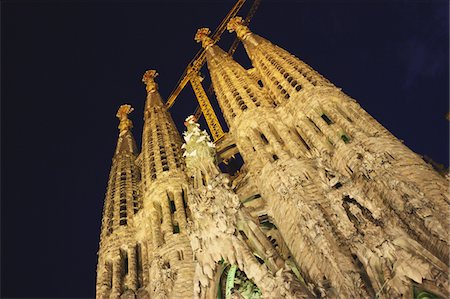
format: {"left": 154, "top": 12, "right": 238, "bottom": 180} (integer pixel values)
{"left": 194, "top": 0, "right": 261, "bottom": 121}
{"left": 165, "top": 0, "right": 261, "bottom": 143}
{"left": 165, "top": 0, "right": 247, "bottom": 109}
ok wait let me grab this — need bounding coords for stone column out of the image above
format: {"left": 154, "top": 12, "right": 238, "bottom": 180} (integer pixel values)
{"left": 142, "top": 242, "right": 150, "bottom": 286}
{"left": 160, "top": 196, "right": 173, "bottom": 235}
{"left": 111, "top": 256, "right": 122, "bottom": 299}
{"left": 151, "top": 208, "right": 163, "bottom": 247}
{"left": 251, "top": 129, "right": 271, "bottom": 165}
{"left": 260, "top": 123, "right": 290, "bottom": 160}
{"left": 243, "top": 219, "right": 284, "bottom": 272}
{"left": 128, "top": 246, "right": 138, "bottom": 291}
{"left": 174, "top": 190, "right": 187, "bottom": 231}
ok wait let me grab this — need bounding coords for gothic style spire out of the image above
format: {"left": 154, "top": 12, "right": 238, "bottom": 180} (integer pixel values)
{"left": 101, "top": 104, "right": 139, "bottom": 237}
{"left": 141, "top": 70, "right": 184, "bottom": 184}
{"left": 195, "top": 28, "right": 276, "bottom": 127}
{"left": 227, "top": 17, "right": 334, "bottom": 103}
{"left": 227, "top": 16, "right": 450, "bottom": 297}
{"left": 95, "top": 15, "right": 449, "bottom": 299}
{"left": 97, "top": 105, "right": 141, "bottom": 299}
{"left": 138, "top": 70, "right": 195, "bottom": 298}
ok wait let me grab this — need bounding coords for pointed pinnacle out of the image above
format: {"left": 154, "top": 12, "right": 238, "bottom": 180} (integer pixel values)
{"left": 142, "top": 70, "right": 159, "bottom": 93}
{"left": 116, "top": 104, "right": 134, "bottom": 133}
{"left": 227, "top": 16, "right": 251, "bottom": 40}
{"left": 195, "top": 28, "right": 214, "bottom": 49}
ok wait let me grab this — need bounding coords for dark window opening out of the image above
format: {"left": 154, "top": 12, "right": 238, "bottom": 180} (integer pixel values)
{"left": 169, "top": 199, "right": 176, "bottom": 213}
{"left": 260, "top": 133, "right": 269, "bottom": 144}
{"left": 258, "top": 214, "right": 269, "bottom": 224}
{"left": 268, "top": 236, "right": 278, "bottom": 248}
{"left": 239, "top": 230, "right": 248, "bottom": 240}
{"left": 133, "top": 200, "right": 138, "bottom": 214}
{"left": 258, "top": 214, "right": 277, "bottom": 229}
{"left": 225, "top": 153, "right": 244, "bottom": 176}
{"left": 182, "top": 194, "right": 188, "bottom": 209}
{"left": 333, "top": 182, "right": 343, "bottom": 189}
{"left": 257, "top": 80, "right": 264, "bottom": 87}
{"left": 343, "top": 196, "right": 383, "bottom": 228}
{"left": 272, "top": 154, "right": 279, "bottom": 161}
{"left": 120, "top": 219, "right": 127, "bottom": 226}
{"left": 254, "top": 254, "right": 265, "bottom": 264}
{"left": 173, "top": 224, "right": 180, "bottom": 234}
{"left": 201, "top": 172, "right": 206, "bottom": 186}
{"left": 341, "top": 134, "right": 351, "bottom": 144}
{"left": 321, "top": 114, "right": 333, "bottom": 125}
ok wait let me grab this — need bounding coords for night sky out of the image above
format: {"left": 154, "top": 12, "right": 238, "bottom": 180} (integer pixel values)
{"left": 2, "top": 0, "right": 448, "bottom": 297}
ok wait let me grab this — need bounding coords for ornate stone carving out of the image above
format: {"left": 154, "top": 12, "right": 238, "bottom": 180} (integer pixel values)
{"left": 194, "top": 28, "right": 214, "bottom": 49}
{"left": 182, "top": 117, "right": 312, "bottom": 298}
{"left": 150, "top": 255, "right": 177, "bottom": 299}
{"left": 116, "top": 104, "right": 134, "bottom": 133}
{"left": 227, "top": 16, "right": 251, "bottom": 40}
{"left": 97, "top": 16, "right": 449, "bottom": 299}
{"left": 142, "top": 70, "right": 159, "bottom": 92}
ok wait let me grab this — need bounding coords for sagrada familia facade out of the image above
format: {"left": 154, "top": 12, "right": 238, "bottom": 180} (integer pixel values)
{"left": 96, "top": 17, "right": 449, "bottom": 298}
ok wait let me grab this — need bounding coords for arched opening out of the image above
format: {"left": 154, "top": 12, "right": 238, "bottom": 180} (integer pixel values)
{"left": 216, "top": 263, "right": 261, "bottom": 299}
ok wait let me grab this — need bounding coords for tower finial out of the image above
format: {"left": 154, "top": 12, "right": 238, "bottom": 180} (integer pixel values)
{"left": 142, "top": 70, "right": 159, "bottom": 93}
{"left": 227, "top": 16, "right": 251, "bottom": 40}
{"left": 116, "top": 104, "right": 134, "bottom": 133}
{"left": 195, "top": 28, "right": 214, "bottom": 49}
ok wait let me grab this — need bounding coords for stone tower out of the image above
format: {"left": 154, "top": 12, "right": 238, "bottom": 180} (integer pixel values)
{"left": 136, "top": 70, "right": 195, "bottom": 298}
{"left": 96, "top": 17, "right": 449, "bottom": 299}
{"left": 96, "top": 105, "right": 142, "bottom": 299}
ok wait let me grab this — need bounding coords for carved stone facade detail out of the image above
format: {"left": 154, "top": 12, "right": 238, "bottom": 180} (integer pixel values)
{"left": 96, "top": 18, "right": 449, "bottom": 299}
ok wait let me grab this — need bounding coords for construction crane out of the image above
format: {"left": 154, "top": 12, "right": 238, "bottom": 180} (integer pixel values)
{"left": 165, "top": 0, "right": 261, "bottom": 142}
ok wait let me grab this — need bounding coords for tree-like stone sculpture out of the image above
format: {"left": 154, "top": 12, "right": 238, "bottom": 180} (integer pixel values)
{"left": 182, "top": 116, "right": 312, "bottom": 298}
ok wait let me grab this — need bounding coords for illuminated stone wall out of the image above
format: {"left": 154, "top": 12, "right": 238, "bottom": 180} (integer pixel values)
{"left": 96, "top": 18, "right": 449, "bottom": 299}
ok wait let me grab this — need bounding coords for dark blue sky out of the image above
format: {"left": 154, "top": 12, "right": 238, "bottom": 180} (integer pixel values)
{"left": 2, "top": 0, "right": 448, "bottom": 297}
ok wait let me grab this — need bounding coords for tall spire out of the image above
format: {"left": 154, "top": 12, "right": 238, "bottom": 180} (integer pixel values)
{"left": 139, "top": 70, "right": 195, "bottom": 298}
{"left": 142, "top": 70, "right": 165, "bottom": 110}
{"left": 114, "top": 104, "right": 138, "bottom": 154}
{"left": 227, "top": 16, "right": 333, "bottom": 103}
{"left": 102, "top": 104, "right": 139, "bottom": 236}
{"left": 140, "top": 69, "right": 184, "bottom": 183}
{"left": 195, "top": 28, "right": 276, "bottom": 127}
{"left": 97, "top": 105, "right": 141, "bottom": 299}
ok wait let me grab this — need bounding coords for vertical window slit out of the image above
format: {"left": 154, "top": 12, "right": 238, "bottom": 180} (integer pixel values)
{"left": 260, "top": 133, "right": 269, "bottom": 144}
{"left": 321, "top": 113, "right": 333, "bottom": 125}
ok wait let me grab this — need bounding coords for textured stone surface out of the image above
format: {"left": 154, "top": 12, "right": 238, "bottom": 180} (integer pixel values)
{"left": 96, "top": 20, "right": 449, "bottom": 299}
